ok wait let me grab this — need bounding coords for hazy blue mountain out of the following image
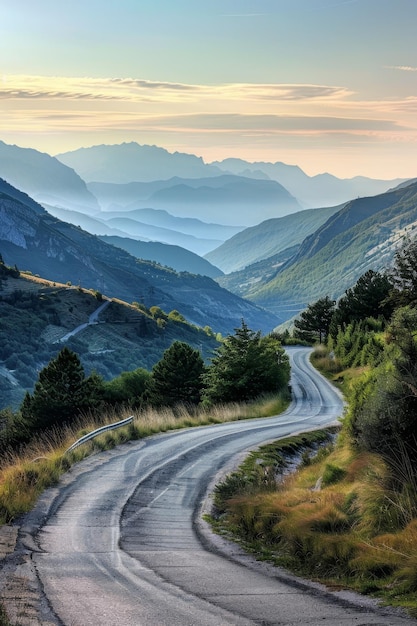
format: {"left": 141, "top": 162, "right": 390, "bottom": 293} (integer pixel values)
{"left": 101, "top": 217, "right": 222, "bottom": 254}
{"left": 205, "top": 205, "right": 343, "bottom": 273}
{"left": 0, "top": 140, "right": 100, "bottom": 214}
{"left": 212, "top": 157, "right": 406, "bottom": 209}
{"left": 248, "top": 180, "right": 417, "bottom": 322}
{"left": 89, "top": 175, "right": 300, "bottom": 226}
{"left": 0, "top": 182, "right": 278, "bottom": 334}
{"left": 100, "top": 236, "right": 223, "bottom": 278}
{"left": 43, "top": 205, "right": 232, "bottom": 255}
{"left": 42, "top": 205, "right": 133, "bottom": 237}
{"left": 98, "top": 207, "right": 243, "bottom": 240}
{"left": 145, "top": 176, "right": 301, "bottom": 225}
{"left": 57, "top": 142, "right": 223, "bottom": 183}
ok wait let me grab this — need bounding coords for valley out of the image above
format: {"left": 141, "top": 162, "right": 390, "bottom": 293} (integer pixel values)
{"left": 0, "top": 138, "right": 416, "bottom": 407}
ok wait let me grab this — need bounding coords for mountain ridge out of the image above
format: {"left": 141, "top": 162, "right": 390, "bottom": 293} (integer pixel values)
{"left": 0, "top": 181, "right": 279, "bottom": 335}
{"left": 0, "top": 141, "right": 100, "bottom": 215}
{"left": 205, "top": 204, "right": 344, "bottom": 273}
{"left": 247, "top": 180, "right": 417, "bottom": 321}
{"left": 212, "top": 157, "right": 406, "bottom": 208}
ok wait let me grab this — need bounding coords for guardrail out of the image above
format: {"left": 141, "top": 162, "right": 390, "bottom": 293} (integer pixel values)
{"left": 65, "top": 415, "right": 134, "bottom": 454}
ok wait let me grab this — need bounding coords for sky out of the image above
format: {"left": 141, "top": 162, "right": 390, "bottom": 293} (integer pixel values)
{"left": 2, "top": 0, "right": 417, "bottom": 179}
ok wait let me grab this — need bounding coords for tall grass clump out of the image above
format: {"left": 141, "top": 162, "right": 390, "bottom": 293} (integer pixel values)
{"left": 209, "top": 430, "right": 417, "bottom": 615}
{"left": 310, "top": 344, "right": 343, "bottom": 375}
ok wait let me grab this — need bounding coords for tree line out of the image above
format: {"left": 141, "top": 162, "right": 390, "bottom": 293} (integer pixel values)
{"left": 0, "top": 320, "right": 290, "bottom": 450}
{"left": 288, "top": 237, "right": 417, "bottom": 474}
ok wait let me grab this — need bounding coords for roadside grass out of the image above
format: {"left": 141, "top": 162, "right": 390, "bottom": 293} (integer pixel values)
{"left": 208, "top": 353, "right": 417, "bottom": 617}
{"left": 0, "top": 392, "right": 290, "bottom": 624}
{"left": 310, "top": 344, "right": 367, "bottom": 397}
{"left": 0, "top": 392, "right": 290, "bottom": 526}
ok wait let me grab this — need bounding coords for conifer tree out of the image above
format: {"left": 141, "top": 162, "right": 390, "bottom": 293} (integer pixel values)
{"left": 202, "top": 320, "right": 289, "bottom": 404}
{"left": 146, "top": 341, "right": 204, "bottom": 407}
{"left": 21, "top": 347, "right": 97, "bottom": 432}
{"left": 294, "top": 296, "right": 335, "bottom": 344}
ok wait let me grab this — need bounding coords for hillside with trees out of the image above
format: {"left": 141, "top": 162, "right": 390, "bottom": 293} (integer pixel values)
{"left": 0, "top": 268, "right": 219, "bottom": 410}
{"left": 243, "top": 180, "right": 417, "bottom": 321}
{"left": 212, "top": 238, "right": 417, "bottom": 613}
{"left": 0, "top": 319, "right": 290, "bottom": 453}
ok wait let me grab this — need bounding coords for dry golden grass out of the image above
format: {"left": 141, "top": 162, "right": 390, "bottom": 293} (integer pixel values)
{"left": 0, "top": 393, "right": 288, "bottom": 525}
{"left": 214, "top": 435, "right": 417, "bottom": 612}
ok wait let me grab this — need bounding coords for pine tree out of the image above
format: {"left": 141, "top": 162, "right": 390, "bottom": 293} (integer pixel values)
{"left": 330, "top": 270, "right": 394, "bottom": 338}
{"left": 203, "top": 320, "right": 289, "bottom": 404}
{"left": 21, "top": 347, "right": 93, "bottom": 432}
{"left": 294, "top": 296, "right": 335, "bottom": 344}
{"left": 146, "top": 341, "right": 205, "bottom": 407}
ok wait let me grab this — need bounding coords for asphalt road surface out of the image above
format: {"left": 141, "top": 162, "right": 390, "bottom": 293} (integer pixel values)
{"left": 22, "top": 347, "right": 416, "bottom": 625}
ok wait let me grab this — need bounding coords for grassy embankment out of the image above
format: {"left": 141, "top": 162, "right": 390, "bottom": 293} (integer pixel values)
{"left": 0, "top": 393, "right": 289, "bottom": 526}
{"left": 209, "top": 347, "right": 417, "bottom": 617}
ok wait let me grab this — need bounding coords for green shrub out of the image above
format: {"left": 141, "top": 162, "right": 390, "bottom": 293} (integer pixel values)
{"left": 322, "top": 463, "right": 346, "bottom": 486}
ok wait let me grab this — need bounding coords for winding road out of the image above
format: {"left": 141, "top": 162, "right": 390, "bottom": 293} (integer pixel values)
{"left": 21, "top": 347, "right": 416, "bottom": 625}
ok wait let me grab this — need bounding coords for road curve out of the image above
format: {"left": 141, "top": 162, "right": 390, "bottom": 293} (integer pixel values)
{"left": 22, "top": 347, "right": 415, "bottom": 625}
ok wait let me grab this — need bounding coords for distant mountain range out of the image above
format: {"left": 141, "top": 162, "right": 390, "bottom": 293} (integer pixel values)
{"left": 0, "top": 139, "right": 408, "bottom": 262}
{"left": 1, "top": 138, "right": 415, "bottom": 333}
{"left": 87, "top": 175, "right": 301, "bottom": 226}
{"left": 0, "top": 178, "right": 278, "bottom": 335}
{"left": 57, "top": 142, "right": 405, "bottom": 209}
{"left": 56, "top": 142, "right": 223, "bottom": 183}
{"left": 215, "top": 180, "right": 417, "bottom": 323}
{"left": 212, "top": 158, "right": 406, "bottom": 209}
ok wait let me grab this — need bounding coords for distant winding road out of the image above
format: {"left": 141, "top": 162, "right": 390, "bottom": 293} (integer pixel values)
{"left": 55, "top": 298, "right": 110, "bottom": 343}
{"left": 22, "top": 347, "right": 415, "bottom": 625}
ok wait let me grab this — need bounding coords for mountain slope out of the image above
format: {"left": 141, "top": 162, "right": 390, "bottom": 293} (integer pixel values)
{"left": 249, "top": 180, "right": 417, "bottom": 321}
{"left": 97, "top": 207, "right": 242, "bottom": 240}
{"left": 0, "top": 183, "right": 279, "bottom": 334}
{"left": 44, "top": 205, "right": 231, "bottom": 256}
{"left": 0, "top": 273, "right": 219, "bottom": 410}
{"left": 100, "top": 236, "right": 223, "bottom": 278}
{"left": 213, "top": 157, "right": 406, "bottom": 208}
{"left": 0, "top": 140, "right": 99, "bottom": 214}
{"left": 205, "top": 205, "right": 343, "bottom": 273}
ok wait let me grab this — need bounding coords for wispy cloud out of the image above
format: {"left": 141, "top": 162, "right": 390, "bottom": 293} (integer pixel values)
{"left": 385, "top": 65, "right": 417, "bottom": 72}
{"left": 138, "top": 113, "right": 403, "bottom": 133}
{"left": 0, "top": 75, "right": 352, "bottom": 104}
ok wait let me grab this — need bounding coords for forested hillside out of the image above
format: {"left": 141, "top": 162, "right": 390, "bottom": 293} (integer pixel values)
{"left": 248, "top": 180, "right": 417, "bottom": 320}
{"left": 0, "top": 270, "right": 219, "bottom": 410}
{"left": 212, "top": 240, "right": 417, "bottom": 614}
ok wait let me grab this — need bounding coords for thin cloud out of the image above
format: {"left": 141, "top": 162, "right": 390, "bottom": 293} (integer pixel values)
{"left": 136, "top": 113, "right": 404, "bottom": 133}
{"left": 0, "top": 75, "right": 353, "bottom": 104}
{"left": 385, "top": 65, "right": 417, "bottom": 72}
{"left": 0, "top": 89, "right": 114, "bottom": 100}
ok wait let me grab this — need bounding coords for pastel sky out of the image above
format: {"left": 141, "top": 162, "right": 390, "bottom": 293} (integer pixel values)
{"left": 2, "top": 0, "right": 417, "bottom": 178}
